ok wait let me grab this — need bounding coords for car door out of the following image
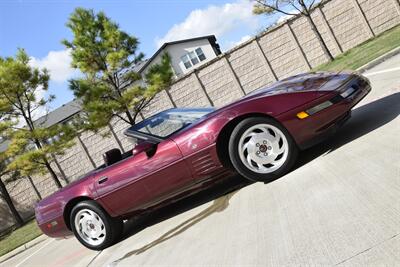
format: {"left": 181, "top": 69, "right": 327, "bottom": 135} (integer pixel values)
{"left": 94, "top": 138, "right": 193, "bottom": 217}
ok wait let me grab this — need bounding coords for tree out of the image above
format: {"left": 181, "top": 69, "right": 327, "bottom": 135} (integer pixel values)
{"left": 63, "top": 8, "right": 173, "bottom": 130}
{"left": 252, "top": 0, "right": 334, "bottom": 61}
{"left": 0, "top": 167, "right": 24, "bottom": 227}
{"left": 0, "top": 49, "right": 76, "bottom": 189}
{"left": 0, "top": 140, "right": 24, "bottom": 226}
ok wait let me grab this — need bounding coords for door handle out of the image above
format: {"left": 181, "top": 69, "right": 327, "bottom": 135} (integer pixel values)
{"left": 98, "top": 176, "right": 108, "bottom": 184}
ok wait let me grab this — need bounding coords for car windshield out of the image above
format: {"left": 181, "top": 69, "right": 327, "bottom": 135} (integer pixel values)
{"left": 126, "top": 108, "right": 214, "bottom": 139}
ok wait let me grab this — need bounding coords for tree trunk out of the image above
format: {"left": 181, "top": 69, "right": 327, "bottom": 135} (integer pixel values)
{"left": 33, "top": 139, "right": 63, "bottom": 189}
{"left": 125, "top": 110, "right": 135, "bottom": 125}
{"left": 0, "top": 178, "right": 24, "bottom": 227}
{"left": 305, "top": 14, "right": 334, "bottom": 61}
{"left": 27, "top": 175, "right": 42, "bottom": 200}
{"left": 43, "top": 159, "right": 62, "bottom": 189}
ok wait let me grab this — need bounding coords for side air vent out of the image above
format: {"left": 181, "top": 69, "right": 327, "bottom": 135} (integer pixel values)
{"left": 191, "top": 152, "right": 217, "bottom": 176}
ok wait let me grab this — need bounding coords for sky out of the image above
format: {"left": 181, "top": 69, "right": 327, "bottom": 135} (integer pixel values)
{"left": 0, "top": 0, "right": 282, "bottom": 112}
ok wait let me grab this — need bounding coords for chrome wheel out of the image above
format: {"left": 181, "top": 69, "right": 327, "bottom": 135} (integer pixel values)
{"left": 74, "top": 208, "right": 106, "bottom": 246}
{"left": 238, "top": 123, "right": 289, "bottom": 174}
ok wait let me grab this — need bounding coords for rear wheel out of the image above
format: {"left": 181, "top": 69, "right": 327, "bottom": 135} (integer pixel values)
{"left": 70, "top": 200, "right": 123, "bottom": 250}
{"left": 228, "top": 117, "right": 298, "bottom": 182}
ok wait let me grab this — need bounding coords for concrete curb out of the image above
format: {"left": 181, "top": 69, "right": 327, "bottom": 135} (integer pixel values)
{"left": 357, "top": 46, "right": 400, "bottom": 73}
{"left": 0, "top": 235, "right": 47, "bottom": 264}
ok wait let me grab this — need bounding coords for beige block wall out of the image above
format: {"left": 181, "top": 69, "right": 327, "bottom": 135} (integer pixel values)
{"left": 258, "top": 26, "right": 308, "bottom": 79}
{"left": 2, "top": 0, "right": 400, "bottom": 233}
{"left": 1, "top": 176, "right": 40, "bottom": 232}
{"left": 290, "top": 16, "right": 329, "bottom": 68}
{"left": 322, "top": 0, "right": 370, "bottom": 51}
{"left": 311, "top": 8, "right": 343, "bottom": 57}
{"left": 169, "top": 73, "right": 212, "bottom": 107}
{"left": 110, "top": 113, "right": 138, "bottom": 152}
{"left": 197, "top": 57, "right": 245, "bottom": 107}
{"left": 228, "top": 41, "right": 276, "bottom": 94}
{"left": 358, "top": 0, "right": 400, "bottom": 35}
{"left": 142, "top": 90, "right": 175, "bottom": 117}
{"left": 0, "top": 196, "right": 15, "bottom": 232}
{"left": 31, "top": 164, "right": 65, "bottom": 198}
{"left": 56, "top": 137, "right": 94, "bottom": 182}
{"left": 80, "top": 128, "right": 121, "bottom": 167}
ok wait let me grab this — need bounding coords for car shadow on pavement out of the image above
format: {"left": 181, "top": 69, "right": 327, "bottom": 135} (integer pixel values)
{"left": 107, "top": 175, "right": 249, "bottom": 265}
{"left": 109, "top": 92, "right": 399, "bottom": 263}
{"left": 110, "top": 190, "right": 238, "bottom": 265}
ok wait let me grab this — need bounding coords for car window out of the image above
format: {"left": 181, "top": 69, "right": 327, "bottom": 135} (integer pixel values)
{"left": 128, "top": 109, "right": 214, "bottom": 139}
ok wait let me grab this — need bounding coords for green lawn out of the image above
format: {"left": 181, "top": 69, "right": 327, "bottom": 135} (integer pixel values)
{"left": 314, "top": 25, "right": 400, "bottom": 71}
{"left": 0, "top": 220, "right": 42, "bottom": 257}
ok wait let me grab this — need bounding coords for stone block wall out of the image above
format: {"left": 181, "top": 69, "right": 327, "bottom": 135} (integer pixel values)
{"left": 228, "top": 41, "right": 276, "bottom": 94}
{"left": 55, "top": 137, "right": 94, "bottom": 181}
{"left": 197, "top": 57, "right": 245, "bottom": 107}
{"left": 321, "top": 0, "right": 371, "bottom": 51}
{"left": 258, "top": 25, "right": 309, "bottom": 79}
{"left": 358, "top": 0, "right": 400, "bottom": 35}
{"left": 1, "top": 0, "right": 399, "bottom": 234}
{"left": 169, "top": 73, "right": 212, "bottom": 107}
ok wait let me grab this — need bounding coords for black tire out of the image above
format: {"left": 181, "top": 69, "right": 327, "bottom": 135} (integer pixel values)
{"left": 228, "top": 117, "right": 298, "bottom": 182}
{"left": 70, "top": 200, "right": 123, "bottom": 250}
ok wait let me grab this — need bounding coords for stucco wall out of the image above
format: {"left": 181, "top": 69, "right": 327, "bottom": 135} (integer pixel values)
{"left": 1, "top": 0, "right": 399, "bottom": 234}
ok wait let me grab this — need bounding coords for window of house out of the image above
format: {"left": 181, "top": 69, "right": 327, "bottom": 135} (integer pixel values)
{"left": 181, "top": 47, "right": 207, "bottom": 70}
{"left": 195, "top": 48, "right": 206, "bottom": 61}
{"left": 181, "top": 55, "right": 192, "bottom": 69}
{"left": 188, "top": 51, "right": 199, "bottom": 65}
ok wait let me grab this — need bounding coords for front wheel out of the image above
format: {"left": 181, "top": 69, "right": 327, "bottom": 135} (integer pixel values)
{"left": 70, "top": 200, "right": 123, "bottom": 250}
{"left": 228, "top": 117, "right": 298, "bottom": 182}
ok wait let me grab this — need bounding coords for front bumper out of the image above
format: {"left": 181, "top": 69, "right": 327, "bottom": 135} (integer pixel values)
{"left": 280, "top": 74, "right": 371, "bottom": 149}
{"left": 37, "top": 214, "right": 72, "bottom": 238}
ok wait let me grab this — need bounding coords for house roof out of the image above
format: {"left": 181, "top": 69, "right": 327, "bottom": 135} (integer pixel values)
{"left": 138, "top": 35, "right": 219, "bottom": 73}
{"left": 0, "top": 99, "right": 83, "bottom": 153}
{"left": 34, "top": 98, "right": 82, "bottom": 128}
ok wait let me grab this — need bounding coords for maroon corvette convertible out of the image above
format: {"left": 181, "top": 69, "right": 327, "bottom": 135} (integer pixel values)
{"left": 35, "top": 72, "right": 371, "bottom": 250}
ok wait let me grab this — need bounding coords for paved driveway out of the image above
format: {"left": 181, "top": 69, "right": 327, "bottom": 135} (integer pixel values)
{"left": 2, "top": 54, "right": 399, "bottom": 267}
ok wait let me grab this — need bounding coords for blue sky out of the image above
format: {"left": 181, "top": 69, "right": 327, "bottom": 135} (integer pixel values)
{"left": 0, "top": 0, "right": 279, "bottom": 111}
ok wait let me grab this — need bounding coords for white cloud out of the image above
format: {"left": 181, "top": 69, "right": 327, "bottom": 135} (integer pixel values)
{"left": 155, "top": 0, "right": 260, "bottom": 48}
{"left": 225, "top": 35, "right": 252, "bottom": 50}
{"left": 31, "top": 92, "right": 49, "bottom": 119}
{"left": 27, "top": 49, "right": 77, "bottom": 118}
{"left": 235, "top": 35, "right": 252, "bottom": 46}
{"left": 276, "top": 10, "right": 300, "bottom": 24}
{"left": 29, "top": 49, "right": 76, "bottom": 83}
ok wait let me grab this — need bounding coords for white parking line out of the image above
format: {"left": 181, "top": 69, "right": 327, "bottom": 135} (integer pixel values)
{"left": 14, "top": 239, "right": 54, "bottom": 267}
{"left": 364, "top": 66, "right": 400, "bottom": 76}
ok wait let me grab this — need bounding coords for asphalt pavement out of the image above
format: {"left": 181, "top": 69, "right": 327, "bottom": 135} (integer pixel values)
{"left": 1, "top": 53, "right": 399, "bottom": 267}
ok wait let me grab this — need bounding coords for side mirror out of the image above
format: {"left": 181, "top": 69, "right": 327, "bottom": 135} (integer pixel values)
{"left": 132, "top": 141, "right": 157, "bottom": 158}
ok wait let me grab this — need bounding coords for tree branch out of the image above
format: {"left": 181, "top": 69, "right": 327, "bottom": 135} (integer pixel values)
{"left": 254, "top": 0, "right": 301, "bottom": 16}
{"left": 112, "top": 113, "right": 131, "bottom": 124}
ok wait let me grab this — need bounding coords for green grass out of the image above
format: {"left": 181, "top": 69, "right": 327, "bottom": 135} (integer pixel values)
{"left": 0, "top": 220, "right": 42, "bottom": 257}
{"left": 314, "top": 25, "right": 400, "bottom": 71}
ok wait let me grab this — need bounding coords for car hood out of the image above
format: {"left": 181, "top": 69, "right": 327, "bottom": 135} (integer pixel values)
{"left": 245, "top": 71, "right": 353, "bottom": 99}
{"left": 196, "top": 71, "right": 353, "bottom": 119}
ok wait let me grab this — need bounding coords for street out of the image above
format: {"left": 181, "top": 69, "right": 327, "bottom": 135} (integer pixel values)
{"left": 2, "top": 53, "right": 399, "bottom": 267}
